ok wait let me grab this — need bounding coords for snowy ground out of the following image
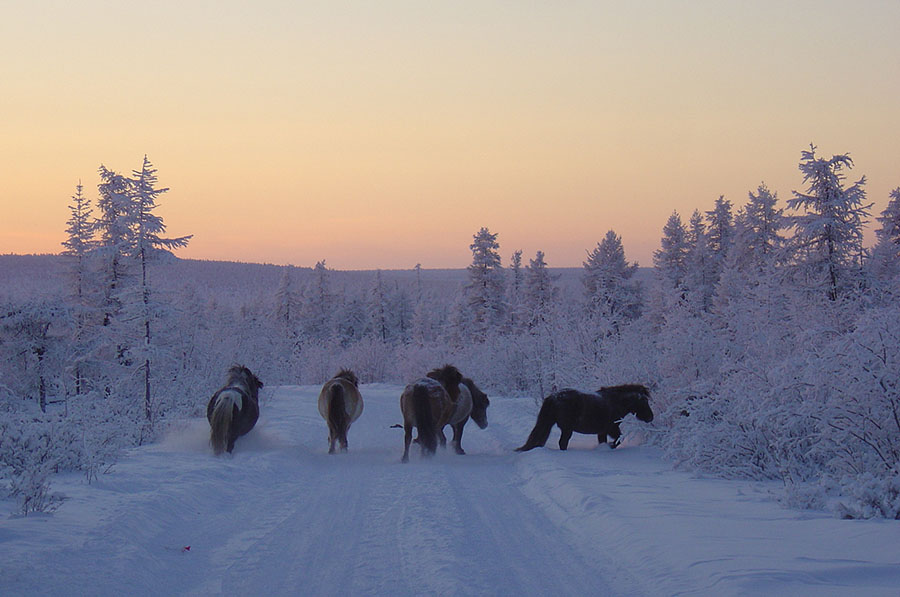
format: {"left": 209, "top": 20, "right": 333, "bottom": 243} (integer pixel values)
{"left": 2, "top": 384, "right": 899, "bottom": 596}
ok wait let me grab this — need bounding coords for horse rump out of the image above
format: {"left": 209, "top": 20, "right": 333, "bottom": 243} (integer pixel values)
{"left": 327, "top": 383, "right": 348, "bottom": 453}
{"left": 515, "top": 397, "right": 556, "bottom": 452}
{"left": 209, "top": 389, "right": 240, "bottom": 455}
{"left": 412, "top": 384, "right": 438, "bottom": 455}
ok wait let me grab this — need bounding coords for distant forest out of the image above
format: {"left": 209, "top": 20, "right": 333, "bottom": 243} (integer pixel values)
{"left": 2, "top": 146, "right": 899, "bottom": 519}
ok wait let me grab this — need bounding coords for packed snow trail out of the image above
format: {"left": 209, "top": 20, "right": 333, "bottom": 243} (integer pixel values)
{"left": 2, "top": 384, "right": 899, "bottom": 596}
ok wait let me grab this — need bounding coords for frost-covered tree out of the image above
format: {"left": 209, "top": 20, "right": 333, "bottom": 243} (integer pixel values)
{"left": 273, "top": 266, "right": 302, "bottom": 328}
{"left": 683, "top": 210, "right": 716, "bottom": 312}
{"left": 301, "top": 260, "right": 334, "bottom": 340}
{"left": 786, "top": 145, "right": 872, "bottom": 301}
{"left": 61, "top": 181, "right": 99, "bottom": 396}
{"left": 61, "top": 181, "right": 97, "bottom": 300}
{"left": 869, "top": 187, "right": 900, "bottom": 290}
{"left": 582, "top": 230, "right": 640, "bottom": 327}
{"left": 508, "top": 250, "right": 524, "bottom": 328}
{"left": 367, "top": 270, "right": 390, "bottom": 342}
{"left": 95, "top": 165, "right": 135, "bottom": 323}
{"left": 653, "top": 211, "right": 689, "bottom": 289}
{"left": 464, "top": 227, "right": 506, "bottom": 339}
{"left": 522, "top": 251, "right": 557, "bottom": 328}
{"left": 733, "top": 183, "right": 784, "bottom": 273}
{"left": 128, "top": 156, "right": 191, "bottom": 426}
{"left": 705, "top": 195, "right": 734, "bottom": 267}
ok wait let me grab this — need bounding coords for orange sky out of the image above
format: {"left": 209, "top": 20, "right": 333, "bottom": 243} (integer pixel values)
{"left": 2, "top": 1, "right": 899, "bottom": 269}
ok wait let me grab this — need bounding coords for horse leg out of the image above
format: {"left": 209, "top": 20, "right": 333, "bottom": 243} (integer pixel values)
{"left": 597, "top": 433, "right": 607, "bottom": 445}
{"left": 438, "top": 428, "right": 447, "bottom": 448}
{"left": 328, "top": 433, "right": 336, "bottom": 454}
{"left": 451, "top": 420, "right": 466, "bottom": 455}
{"left": 558, "top": 427, "right": 573, "bottom": 451}
{"left": 608, "top": 423, "right": 622, "bottom": 449}
{"left": 402, "top": 424, "right": 412, "bottom": 463}
{"left": 339, "top": 428, "right": 348, "bottom": 453}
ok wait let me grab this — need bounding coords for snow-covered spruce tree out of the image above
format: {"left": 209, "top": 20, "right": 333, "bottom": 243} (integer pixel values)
{"left": 301, "top": 260, "right": 334, "bottom": 341}
{"left": 270, "top": 265, "right": 304, "bottom": 375}
{"left": 95, "top": 165, "right": 135, "bottom": 325}
{"left": 786, "top": 145, "right": 872, "bottom": 302}
{"left": 705, "top": 195, "right": 734, "bottom": 273}
{"left": 653, "top": 211, "right": 689, "bottom": 290}
{"left": 520, "top": 251, "right": 562, "bottom": 398}
{"left": 388, "top": 281, "right": 413, "bottom": 344}
{"left": 334, "top": 289, "right": 367, "bottom": 348}
{"left": 61, "top": 181, "right": 97, "bottom": 302}
{"left": 464, "top": 227, "right": 507, "bottom": 340}
{"left": 868, "top": 187, "right": 900, "bottom": 299}
{"left": 128, "top": 156, "right": 191, "bottom": 430}
{"left": 61, "top": 181, "right": 99, "bottom": 397}
{"left": 507, "top": 250, "right": 524, "bottom": 329}
{"left": 522, "top": 251, "right": 558, "bottom": 328}
{"left": 273, "top": 265, "right": 303, "bottom": 329}
{"left": 367, "top": 269, "right": 390, "bottom": 343}
{"left": 734, "top": 183, "right": 784, "bottom": 272}
{"left": 683, "top": 210, "right": 716, "bottom": 313}
{"left": 582, "top": 230, "right": 640, "bottom": 330}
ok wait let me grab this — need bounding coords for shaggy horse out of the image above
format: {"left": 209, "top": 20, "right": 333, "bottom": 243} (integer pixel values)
{"left": 317, "top": 369, "right": 364, "bottom": 454}
{"left": 443, "top": 377, "right": 490, "bottom": 455}
{"left": 399, "top": 364, "right": 462, "bottom": 463}
{"left": 207, "top": 365, "right": 264, "bottom": 455}
{"left": 515, "top": 384, "right": 653, "bottom": 452}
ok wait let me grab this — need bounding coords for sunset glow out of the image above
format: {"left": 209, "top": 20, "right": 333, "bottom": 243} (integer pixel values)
{"left": 3, "top": 1, "right": 899, "bottom": 269}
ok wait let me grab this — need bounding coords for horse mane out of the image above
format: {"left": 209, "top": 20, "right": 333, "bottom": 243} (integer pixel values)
{"left": 426, "top": 364, "right": 463, "bottom": 400}
{"left": 334, "top": 368, "right": 359, "bottom": 387}
{"left": 462, "top": 377, "right": 490, "bottom": 409}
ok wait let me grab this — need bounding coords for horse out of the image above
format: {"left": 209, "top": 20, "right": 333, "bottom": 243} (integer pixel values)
{"left": 317, "top": 369, "right": 364, "bottom": 454}
{"left": 399, "top": 364, "right": 462, "bottom": 463}
{"left": 206, "top": 365, "right": 264, "bottom": 455}
{"left": 515, "top": 384, "right": 653, "bottom": 452}
{"left": 443, "top": 377, "right": 490, "bottom": 455}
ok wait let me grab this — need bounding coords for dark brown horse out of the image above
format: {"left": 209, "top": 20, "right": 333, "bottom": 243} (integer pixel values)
{"left": 207, "top": 365, "right": 264, "bottom": 455}
{"left": 515, "top": 384, "right": 653, "bottom": 452}
{"left": 399, "top": 364, "right": 462, "bottom": 462}
{"left": 317, "top": 369, "right": 364, "bottom": 454}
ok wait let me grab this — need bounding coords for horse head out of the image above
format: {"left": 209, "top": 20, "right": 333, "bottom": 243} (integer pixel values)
{"left": 464, "top": 378, "right": 490, "bottom": 429}
{"left": 629, "top": 385, "right": 654, "bottom": 422}
{"left": 229, "top": 365, "right": 264, "bottom": 396}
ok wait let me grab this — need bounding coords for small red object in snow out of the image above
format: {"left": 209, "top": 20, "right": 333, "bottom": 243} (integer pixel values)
{"left": 182, "top": 546, "right": 191, "bottom": 552}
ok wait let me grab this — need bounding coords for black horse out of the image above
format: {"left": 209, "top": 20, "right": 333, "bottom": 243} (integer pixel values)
{"left": 445, "top": 377, "right": 490, "bottom": 454}
{"left": 207, "top": 365, "right": 264, "bottom": 455}
{"left": 515, "top": 384, "right": 653, "bottom": 452}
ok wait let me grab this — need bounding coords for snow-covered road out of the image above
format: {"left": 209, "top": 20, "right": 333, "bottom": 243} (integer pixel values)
{"left": 2, "top": 384, "right": 899, "bottom": 596}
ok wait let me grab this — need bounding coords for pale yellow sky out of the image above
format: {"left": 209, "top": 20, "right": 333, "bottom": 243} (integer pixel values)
{"left": 2, "top": 1, "right": 899, "bottom": 269}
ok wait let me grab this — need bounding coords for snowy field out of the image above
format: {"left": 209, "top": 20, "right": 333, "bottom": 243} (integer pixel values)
{"left": 2, "top": 384, "right": 899, "bottom": 596}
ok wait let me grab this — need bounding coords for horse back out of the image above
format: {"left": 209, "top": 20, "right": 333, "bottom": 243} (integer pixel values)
{"left": 401, "top": 377, "right": 451, "bottom": 426}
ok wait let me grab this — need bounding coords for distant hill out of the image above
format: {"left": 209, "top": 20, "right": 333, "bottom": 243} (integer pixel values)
{"left": 0, "top": 254, "right": 652, "bottom": 304}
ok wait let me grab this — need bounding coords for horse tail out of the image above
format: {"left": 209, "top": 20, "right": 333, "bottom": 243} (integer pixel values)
{"left": 413, "top": 385, "right": 437, "bottom": 455}
{"left": 515, "top": 398, "right": 556, "bottom": 452}
{"left": 328, "top": 383, "right": 348, "bottom": 439}
{"left": 210, "top": 390, "right": 238, "bottom": 455}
